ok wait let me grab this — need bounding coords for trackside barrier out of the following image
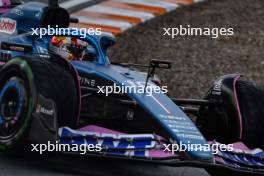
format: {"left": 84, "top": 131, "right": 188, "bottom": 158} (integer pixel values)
{"left": 68, "top": 0, "right": 204, "bottom": 35}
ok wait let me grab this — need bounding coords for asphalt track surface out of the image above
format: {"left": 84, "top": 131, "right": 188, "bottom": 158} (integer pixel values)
{"left": 0, "top": 153, "right": 211, "bottom": 176}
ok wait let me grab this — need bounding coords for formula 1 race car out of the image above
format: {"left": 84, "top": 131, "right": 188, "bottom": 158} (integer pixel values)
{"left": 0, "top": 1, "right": 263, "bottom": 176}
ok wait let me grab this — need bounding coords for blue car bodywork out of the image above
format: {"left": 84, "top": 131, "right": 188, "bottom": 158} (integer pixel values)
{"left": 0, "top": 2, "right": 212, "bottom": 161}
{"left": 1, "top": 2, "right": 264, "bottom": 175}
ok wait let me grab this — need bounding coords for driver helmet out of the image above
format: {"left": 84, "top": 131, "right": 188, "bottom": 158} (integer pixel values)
{"left": 49, "top": 36, "right": 87, "bottom": 60}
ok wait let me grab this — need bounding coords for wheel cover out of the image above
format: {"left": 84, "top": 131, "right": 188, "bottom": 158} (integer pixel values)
{"left": 0, "top": 77, "right": 27, "bottom": 139}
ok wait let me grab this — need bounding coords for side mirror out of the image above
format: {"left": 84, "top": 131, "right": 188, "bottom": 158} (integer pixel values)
{"left": 70, "top": 17, "right": 79, "bottom": 23}
{"left": 144, "top": 59, "right": 171, "bottom": 88}
{"left": 150, "top": 59, "right": 171, "bottom": 69}
{"left": 100, "top": 35, "right": 116, "bottom": 54}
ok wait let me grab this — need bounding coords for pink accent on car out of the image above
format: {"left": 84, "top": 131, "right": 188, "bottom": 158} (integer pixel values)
{"left": 233, "top": 75, "right": 243, "bottom": 139}
{"left": 0, "top": 0, "right": 11, "bottom": 14}
{"left": 214, "top": 155, "right": 225, "bottom": 164}
{"left": 78, "top": 125, "right": 175, "bottom": 158}
{"left": 149, "top": 150, "right": 175, "bottom": 158}
{"left": 69, "top": 62, "right": 81, "bottom": 125}
{"left": 232, "top": 141, "right": 249, "bottom": 150}
{"left": 79, "top": 125, "right": 124, "bottom": 135}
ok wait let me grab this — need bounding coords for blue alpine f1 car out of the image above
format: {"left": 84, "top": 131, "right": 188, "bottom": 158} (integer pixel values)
{"left": 0, "top": 1, "right": 263, "bottom": 175}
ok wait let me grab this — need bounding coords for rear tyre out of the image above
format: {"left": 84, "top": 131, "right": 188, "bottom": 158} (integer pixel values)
{"left": 236, "top": 80, "right": 264, "bottom": 149}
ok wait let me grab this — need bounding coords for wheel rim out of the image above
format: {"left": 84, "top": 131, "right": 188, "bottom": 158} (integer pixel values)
{"left": 0, "top": 77, "right": 27, "bottom": 139}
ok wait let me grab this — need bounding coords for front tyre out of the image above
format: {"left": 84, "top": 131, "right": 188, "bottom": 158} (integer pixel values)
{"left": 0, "top": 56, "right": 79, "bottom": 152}
{"left": 0, "top": 58, "right": 36, "bottom": 151}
